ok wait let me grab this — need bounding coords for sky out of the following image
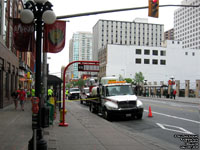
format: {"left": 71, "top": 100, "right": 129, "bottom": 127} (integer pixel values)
{"left": 47, "top": 0, "right": 183, "bottom": 77}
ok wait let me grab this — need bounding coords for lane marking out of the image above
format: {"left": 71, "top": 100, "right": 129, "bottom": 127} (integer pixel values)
{"left": 144, "top": 110, "right": 200, "bottom": 124}
{"left": 156, "top": 123, "right": 194, "bottom": 134}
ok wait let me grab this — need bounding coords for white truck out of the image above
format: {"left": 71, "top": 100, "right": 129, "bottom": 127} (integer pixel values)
{"left": 88, "top": 77, "right": 144, "bottom": 120}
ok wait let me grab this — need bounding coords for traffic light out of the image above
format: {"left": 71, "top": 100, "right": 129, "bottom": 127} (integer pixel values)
{"left": 148, "top": 0, "right": 159, "bottom": 18}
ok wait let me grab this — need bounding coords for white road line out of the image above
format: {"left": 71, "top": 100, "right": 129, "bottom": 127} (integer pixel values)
{"left": 144, "top": 110, "right": 200, "bottom": 124}
{"left": 156, "top": 123, "right": 194, "bottom": 134}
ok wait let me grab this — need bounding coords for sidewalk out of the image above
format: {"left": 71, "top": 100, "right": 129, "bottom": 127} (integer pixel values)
{"left": 138, "top": 96, "right": 200, "bottom": 104}
{"left": 1, "top": 96, "right": 198, "bottom": 150}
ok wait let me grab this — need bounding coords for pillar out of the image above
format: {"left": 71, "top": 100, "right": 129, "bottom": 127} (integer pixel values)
{"left": 153, "top": 81, "right": 157, "bottom": 96}
{"left": 185, "top": 80, "right": 190, "bottom": 97}
{"left": 176, "top": 80, "right": 180, "bottom": 97}
{"left": 195, "top": 80, "right": 200, "bottom": 98}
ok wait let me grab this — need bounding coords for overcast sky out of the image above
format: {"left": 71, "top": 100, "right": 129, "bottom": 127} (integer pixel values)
{"left": 48, "top": 0, "right": 183, "bottom": 77}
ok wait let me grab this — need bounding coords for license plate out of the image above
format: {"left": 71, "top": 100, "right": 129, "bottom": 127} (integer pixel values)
{"left": 126, "top": 114, "right": 131, "bottom": 117}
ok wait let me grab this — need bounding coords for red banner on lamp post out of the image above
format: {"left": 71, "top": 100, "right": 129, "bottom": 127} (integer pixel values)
{"left": 13, "top": 19, "right": 34, "bottom": 52}
{"left": 43, "top": 20, "right": 66, "bottom": 53}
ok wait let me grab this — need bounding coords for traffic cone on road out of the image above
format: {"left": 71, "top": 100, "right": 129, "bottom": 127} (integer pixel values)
{"left": 148, "top": 106, "right": 153, "bottom": 117}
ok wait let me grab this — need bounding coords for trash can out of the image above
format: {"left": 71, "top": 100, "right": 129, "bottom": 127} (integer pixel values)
{"left": 60, "top": 108, "right": 67, "bottom": 123}
{"left": 46, "top": 102, "right": 54, "bottom": 125}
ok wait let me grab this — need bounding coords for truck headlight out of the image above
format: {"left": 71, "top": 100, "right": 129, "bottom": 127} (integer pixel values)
{"left": 137, "top": 100, "right": 143, "bottom": 108}
{"left": 105, "top": 101, "right": 118, "bottom": 110}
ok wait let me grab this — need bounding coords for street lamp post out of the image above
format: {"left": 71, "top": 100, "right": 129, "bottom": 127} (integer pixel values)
{"left": 20, "top": 0, "right": 56, "bottom": 150}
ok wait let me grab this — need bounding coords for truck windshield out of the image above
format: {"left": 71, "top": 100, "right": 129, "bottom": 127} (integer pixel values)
{"left": 106, "top": 85, "right": 134, "bottom": 96}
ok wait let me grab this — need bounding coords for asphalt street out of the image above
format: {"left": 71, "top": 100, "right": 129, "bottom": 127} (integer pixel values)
{"left": 113, "top": 98, "right": 200, "bottom": 149}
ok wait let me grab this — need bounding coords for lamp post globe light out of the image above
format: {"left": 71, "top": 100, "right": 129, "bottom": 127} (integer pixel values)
{"left": 20, "top": 0, "right": 56, "bottom": 150}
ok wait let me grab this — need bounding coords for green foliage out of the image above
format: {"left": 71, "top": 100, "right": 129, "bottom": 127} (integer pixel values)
{"left": 77, "top": 79, "right": 85, "bottom": 88}
{"left": 124, "top": 78, "right": 132, "bottom": 83}
{"left": 133, "top": 72, "right": 145, "bottom": 85}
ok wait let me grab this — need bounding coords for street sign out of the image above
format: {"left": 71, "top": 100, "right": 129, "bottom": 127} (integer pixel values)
{"left": 78, "top": 64, "right": 99, "bottom": 72}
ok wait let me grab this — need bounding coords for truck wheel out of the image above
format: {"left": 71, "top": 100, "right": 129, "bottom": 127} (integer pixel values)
{"left": 136, "top": 113, "right": 143, "bottom": 120}
{"left": 103, "top": 108, "right": 112, "bottom": 121}
{"left": 80, "top": 100, "right": 83, "bottom": 104}
{"left": 89, "top": 103, "right": 95, "bottom": 113}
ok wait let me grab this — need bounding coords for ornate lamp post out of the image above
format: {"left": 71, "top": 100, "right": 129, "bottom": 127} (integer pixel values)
{"left": 20, "top": 0, "right": 56, "bottom": 149}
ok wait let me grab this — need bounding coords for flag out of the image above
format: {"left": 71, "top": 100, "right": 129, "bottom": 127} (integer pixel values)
{"left": 13, "top": 18, "right": 34, "bottom": 52}
{"left": 43, "top": 20, "right": 66, "bottom": 53}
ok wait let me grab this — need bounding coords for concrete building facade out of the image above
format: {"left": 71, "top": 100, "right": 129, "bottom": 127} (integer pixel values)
{"left": 93, "top": 18, "right": 164, "bottom": 61}
{"left": 174, "top": 0, "right": 200, "bottom": 50}
{"left": 98, "top": 40, "right": 200, "bottom": 88}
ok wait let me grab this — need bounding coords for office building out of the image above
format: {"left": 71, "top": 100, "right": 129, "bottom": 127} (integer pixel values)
{"left": 174, "top": 0, "right": 200, "bottom": 49}
{"left": 93, "top": 18, "right": 164, "bottom": 61}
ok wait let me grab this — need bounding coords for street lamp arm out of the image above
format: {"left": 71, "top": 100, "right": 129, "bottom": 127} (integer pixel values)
{"left": 56, "top": 4, "right": 200, "bottom": 19}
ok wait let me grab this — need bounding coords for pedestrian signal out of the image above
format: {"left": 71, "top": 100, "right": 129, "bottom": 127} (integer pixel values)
{"left": 148, "top": 0, "right": 159, "bottom": 18}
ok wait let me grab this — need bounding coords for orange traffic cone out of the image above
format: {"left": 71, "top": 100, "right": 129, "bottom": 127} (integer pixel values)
{"left": 148, "top": 106, "right": 153, "bottom": 117}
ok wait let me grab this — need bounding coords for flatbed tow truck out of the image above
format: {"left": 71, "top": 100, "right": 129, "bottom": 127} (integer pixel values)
{"left": 88, "top": 77, "right": 144, "bottom": 121}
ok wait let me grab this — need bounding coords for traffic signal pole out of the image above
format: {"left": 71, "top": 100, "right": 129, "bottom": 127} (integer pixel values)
{"left": 59, "top": 61, "right": 99, "bottom": 127}
{"left": 56, "top": 4, "right": 199, "bottom": 20}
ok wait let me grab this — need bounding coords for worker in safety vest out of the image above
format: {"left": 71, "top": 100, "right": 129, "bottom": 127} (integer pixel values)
{"left": 48, "top": 88, "right": 53, "bottom": 100}
{"left": 31, "top": 88, "right": 35, "bottom": 97}
{"left": 65, "top": 89, "right": 69, "bottom": 97}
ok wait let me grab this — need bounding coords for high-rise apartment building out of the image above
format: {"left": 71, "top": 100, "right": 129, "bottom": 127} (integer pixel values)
{"left": 92, "top": 18, "right": 164, "bottom": 61}
{"left": 164, "top": 28, "right": 174, "bottom": 40}
{"left": 174, "top": 0, "right": 200, "bottom": 50}
{"left": 69, "top": 32, "right": 93, "bottom": 79}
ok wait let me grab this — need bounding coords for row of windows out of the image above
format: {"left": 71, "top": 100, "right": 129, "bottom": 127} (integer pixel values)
{"left": 135, "top": 59, "right": 166, "bottom": 65}
{"left": 135, "top": 49, "right": 166, "bottom": 56}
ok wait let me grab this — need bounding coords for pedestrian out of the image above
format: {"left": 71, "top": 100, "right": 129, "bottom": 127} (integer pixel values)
{"left": 65, "top": 89, "right": 68, "bottom": 97}
{"left": 11, "top": 89, "right": 20, "bottom": 110}
{"left": 19, "top": 88, "right": 26, "bottom": 111}
{"left": 173, "top": 89, "right": 177, "bottom": 99}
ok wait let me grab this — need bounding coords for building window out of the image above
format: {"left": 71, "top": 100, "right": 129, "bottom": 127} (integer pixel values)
{"left": 152, "top": 50, "right": 158, "bottom": 55}
{"left": 152, "top": 59, "right": 158, "bottom": 65}
{"left": 144, "top": 49, "right": 150, "bottom": 55}
{"left": 160, "top": 60, "right": 166, "bottom": 65}
{"left": 160, "top": 50, "right": 166, "bottom": 56}
{"left": 135, "top": 58, "right": 141, "bottom": 64}
{"left": 136, "top": 49, "right": 141, "bottom": 54}
{"left": 185, "top": 52, "right": 188, "bottom": 55}
{"left": 192, "top": 52, "right": 195, "bottom": 56}
{"left": 144, "top": 59, "right": 150, "bottom": 64}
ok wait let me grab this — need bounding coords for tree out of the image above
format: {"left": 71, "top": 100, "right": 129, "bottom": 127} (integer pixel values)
{"left": 124, "top": 78, "right": 132, "bottom": 83}
{"left": 134, "top": 72, "right": 145, "bottom": 85}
